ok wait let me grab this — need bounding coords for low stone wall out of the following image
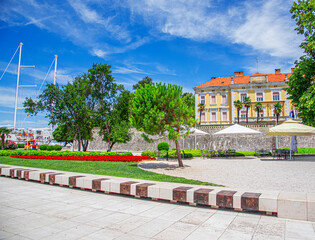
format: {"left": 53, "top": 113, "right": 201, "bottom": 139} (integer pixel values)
{"left": 86, "top": 126, "right": 315, "bottom": 152}
{"left": 1, "top": 164, "right": 314, "bottom": 222}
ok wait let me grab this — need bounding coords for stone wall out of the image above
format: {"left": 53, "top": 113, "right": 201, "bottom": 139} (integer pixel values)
{"left": 86, "top": 125, "right": 315, "bottom": 152}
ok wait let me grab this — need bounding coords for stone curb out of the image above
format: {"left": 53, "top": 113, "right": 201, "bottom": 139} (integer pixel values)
{"left": 0, "top": 164, "right": 314, "bottom": 222}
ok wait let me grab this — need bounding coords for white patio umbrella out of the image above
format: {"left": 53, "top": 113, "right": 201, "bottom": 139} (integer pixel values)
{"left": 213, "top": 124, "right": 261, "bottom": 150}
{"left": 267, "top": 119, "right": 315, "bottom": 159}
{"left": 181, "top": 127, "right": 209, "bottom": 149}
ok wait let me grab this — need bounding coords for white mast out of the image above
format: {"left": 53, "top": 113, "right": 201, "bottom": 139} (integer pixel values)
{"left": 13, "top": 43, "right": 23, "bottom": 131}
{"left": 53, "top": 55, "right": 58, "bottom": 85}
{"left": 13, "top": 43, "right": 36, "bottom": 130}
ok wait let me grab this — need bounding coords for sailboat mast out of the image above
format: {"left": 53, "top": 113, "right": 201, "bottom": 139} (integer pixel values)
{"left": 13, "top": 43, "right": 23, "bottom": 131}
{"left": 53, "top": 55, "right": 57, "bottom": 85}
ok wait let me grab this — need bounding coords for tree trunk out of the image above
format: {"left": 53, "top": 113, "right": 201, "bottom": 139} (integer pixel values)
{"left": 257, "top": 110, "right": 259, "bottom": 123}
{"left": 246, "top": 107, "right": 249, "bottom": 123}
{"left": 1, "top": 134, "right": 5, "bottom": 150}
{"left": 175, "top": 140, "right": 184, "bottom": 167}
{"left": 276, "top": 114, "right": 279, "bottom": 125}
{"left": 237, "top": 109, "right": 240, "bottom": 123}
{"left": 77, "top": 140, "right": 81, "bottom": 151}
{"left": 199, "top": 111, "right": 202, "bottom": 124}
{"left": 82, "top": 140, "right": 89, "bottom": 152}
{"left": 107, "top": 142, "right": 115, "bottom": 152}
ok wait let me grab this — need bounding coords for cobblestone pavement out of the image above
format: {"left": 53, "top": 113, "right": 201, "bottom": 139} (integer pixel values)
{"left": 0, "top": 177, "right": 315, "bottom": 240}
{"left": 140, "top": 157, "right": 315, "bottom": 192}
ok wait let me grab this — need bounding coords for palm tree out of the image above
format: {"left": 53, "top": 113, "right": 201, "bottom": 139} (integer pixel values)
{"left": 243, "top": 96, "right": 251, "bottom": 123}
{"left": 198, "top": 103, "right": 205, "bottom": 124}
{"left": 233, "top": 100, "right": 243, "bottom": 123}
{"left": 274, "top": 102, "right": 282, "bottom": 125}
{"left": 0, "top": 127, "right": 11, "bottom": 150}
{"left": 254, "top": 102, "right": 263, "bottom": 123}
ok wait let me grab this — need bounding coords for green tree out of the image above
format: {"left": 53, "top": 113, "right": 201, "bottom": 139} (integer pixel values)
{"left": 87, "top": 63, "right": 131, "bottom": 152}
{"left": 243, "top": 97, "right": 251, "bottom": 123}
{"left": 99, "top": 90, "right": 133, "bottom": 152}
{"left": 24, "top": 76, "right": 95, "bottom": 151}
{"left": 274, "top": 102, "right": 283, "bottom": 125}
{"left": 254, "top": 102, "right": 263, "bottom": 123}
{"left": 182, "top": 92, "right": 195, "bottom": 111}
{"left": 287, "top": 0, "right": 315, "bottom": 126}
{"left": 131, "top": 83, "right": 195, "bottom": 167}
{"left": 0, "top": 127, "right": 11, "bottom": 150}
{"left": 133, "top": 76, "right": 153, "bottom": 90}
{"left": 53, "top": 124, "right": 74, "bottom": 146}
{"left": 234, "top": 100, "right": 243, "bottom": 123}
{"left": 198, "top": 103, "right": 205, "bottom": 124}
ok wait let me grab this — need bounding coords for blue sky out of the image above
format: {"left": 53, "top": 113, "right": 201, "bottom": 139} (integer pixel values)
{"left": 0, "top": 0, "right": 302, "bottom": 129}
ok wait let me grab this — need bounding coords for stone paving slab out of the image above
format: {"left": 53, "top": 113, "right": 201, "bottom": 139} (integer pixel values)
{"left": 1, "top": 177, "right": 315, "bottom": 239}
{"left": 0, "top": 164, "right": 315, "bottom": 223}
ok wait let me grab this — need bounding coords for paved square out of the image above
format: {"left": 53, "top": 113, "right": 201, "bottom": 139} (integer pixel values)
{"left": 0, "top": 177, "right": 314, "bottom": 239}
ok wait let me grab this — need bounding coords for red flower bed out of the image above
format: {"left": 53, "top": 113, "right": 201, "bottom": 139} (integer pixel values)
{"left": 10, "top": 155, "right": 155, "bottom": 162}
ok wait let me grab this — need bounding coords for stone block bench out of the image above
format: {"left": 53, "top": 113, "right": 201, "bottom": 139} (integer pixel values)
{"left": 0, "top": 164, "right": 314, "bottom": 222}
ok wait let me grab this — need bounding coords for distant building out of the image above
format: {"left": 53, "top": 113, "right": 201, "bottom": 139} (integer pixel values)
{"left": 193, "top": 68, "right": 296, "bottom": 125}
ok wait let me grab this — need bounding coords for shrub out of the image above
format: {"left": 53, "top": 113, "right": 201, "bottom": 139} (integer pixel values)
{"left": 17, "top": 143, "right": 25, "bottom": 148}
{"left": 47, "top": 145, "right": 55, "bottom": 151}
{"left": 53, "top": 145, "right": 62, "bottom": 151}
{"left": 6, "top": 140, "right": 18, "bottom": 150}
{"left": 158, "top": 142, "right": 169, "bottom": 151}
{"left": 40, "top": 145, "right": 48, "bottom": 150}
{"left": 141, "top": 151, "right": 155, "bottom": 157}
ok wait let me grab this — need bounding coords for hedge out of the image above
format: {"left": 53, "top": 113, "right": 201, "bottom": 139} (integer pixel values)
{"left": 0, "top": 150, "right": 133, "bottom": 157}
{"left": 158, "top": 142, "right": 169, "bottom": 151}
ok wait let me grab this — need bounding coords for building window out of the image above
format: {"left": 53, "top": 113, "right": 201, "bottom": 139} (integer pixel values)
{"left": 241, "top": 110, "right": 247, "bottom": 118}
{"left": 211, "top": 112, "right": 216, "bottom": 121}
{"left": 240, "top": 93, "right": 247, "bottom": 102}
{"left": 222, "top": 112, "right": 227, "bottom": 121}
{"left": 200, "top": 112, "right": 205, "bottom": 122}
{"left": 200, "top": 95, "right": 205, "bottom": 104}
{"left": 273, "top": 92, "right": 280, "bottom": 101}
{"left": 256, "top": 92, "right": 263, "bottom": 102}
{"left": 221, "top": 94, "right": 227, "bottom": 105}
{"left": 211, "top": 95, "right": 216, "bottom": 105}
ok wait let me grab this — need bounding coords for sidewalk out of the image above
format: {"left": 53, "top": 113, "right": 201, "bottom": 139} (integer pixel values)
{"left": 1, "top": 174, "right": 315, "bottom": 239}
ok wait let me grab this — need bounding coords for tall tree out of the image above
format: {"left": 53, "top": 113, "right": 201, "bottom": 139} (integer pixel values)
{"left": 274, "top": 102, "right": 283, "bottom": 125}
{"left": 53, "top": 124, "right": 74, "bottom": 146}
{"left": 182, "top": 92, "right": 195, "bottom": 111}
{"left": 0, "top": 128, "right": 11, "bottom": 150}
{"left": 133, "top": 76, "right": 153, "bottom": 90}
{"left": 198, "top": 103, "right": 205, "bottom": 124}
{"left": 24, "top": 76, "right": 95, "bottom": 151}
{"left": 254, "top": 102, "right": 263, "bottom": 123}
{"left": 87, "top": 63, "right": 131, "bottom": 152}
{"left": 286, "top": 0, "right": 315, "bottom": 126}
{"left": 243, "top": 97, "right": 251, "bottom": 123}
{"left": 234, "top": 100, "right": 243, "bottom": 123}
{"left": 131, "top": 83, "right": 195, "bottom": 167}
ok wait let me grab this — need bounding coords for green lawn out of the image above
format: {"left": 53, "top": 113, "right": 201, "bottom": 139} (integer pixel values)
{"left": 0, "top": 156, "right": 223, "bottom": 187}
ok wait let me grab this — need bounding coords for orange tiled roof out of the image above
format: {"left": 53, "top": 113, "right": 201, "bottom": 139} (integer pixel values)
{"left": 196, "top": 72, "right": 291, "bottom": 88}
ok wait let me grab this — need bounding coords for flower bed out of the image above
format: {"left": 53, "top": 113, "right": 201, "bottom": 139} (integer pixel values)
{"left": 10, "top": 155, "right": 155, "bottom": 162}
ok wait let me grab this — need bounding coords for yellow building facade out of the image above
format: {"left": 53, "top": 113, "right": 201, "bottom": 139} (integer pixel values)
{"left": 194, "top": 69, "right": 294, "bottom": 125}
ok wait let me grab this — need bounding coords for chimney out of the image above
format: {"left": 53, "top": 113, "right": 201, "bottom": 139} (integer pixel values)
{"left": 275, "top": 69, "right": 281, "bottom": 74}
{"left": 234, "top": 71, "right": 243, "bottom": 76}
{"left": 211, "top": 77, "right": 216, "bottom": 80}
{"left": 231, "top": 77, "right": 234, "bottom": 84}
{"left": 291, "top": 68, "right": 295, "bottom": 73}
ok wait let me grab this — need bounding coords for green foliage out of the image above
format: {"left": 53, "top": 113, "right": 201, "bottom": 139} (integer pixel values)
{"left": 53, "top": 124, "right": 74, "bottom": 144}
{"left": 198, "top": 102, "right": 205, "bottom": 124}
{"left": 287, "top": 0, "right": 315, "bottom": 126}
{"left": 0, "top": 150, "right": 133, "bottom": 157}
{"left": 131, "top": 83, "right": 195, "bottom": 167}
{"left": 254, "top": 102, "right": 263, "bottom": 123}
{"left": 133, "top": 76, "right": 152, "bottom": 90}
{"left": 273, "top": 102, "right": 283, "bottom": 124}
{"left": 141, "top": 151, "right": 155, "bottom": 157}
{"left": 17, "top": 143, "right": 24, "bottom": 148}
{"left": 158, "top": 142, "right": 169, "bottom": 151}
{"left": 182, "top": 93, "right": 195, "bottom": 115}
{"left": 40, "top": 145, "right": 48, "bottom": 150}
{"left": 297, "top": 147, "right": 315, "bottom": 154}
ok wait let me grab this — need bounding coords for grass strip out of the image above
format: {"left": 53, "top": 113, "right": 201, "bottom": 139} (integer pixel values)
{"left": 0, "top": 156, "right": 223, "bottom": 187}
